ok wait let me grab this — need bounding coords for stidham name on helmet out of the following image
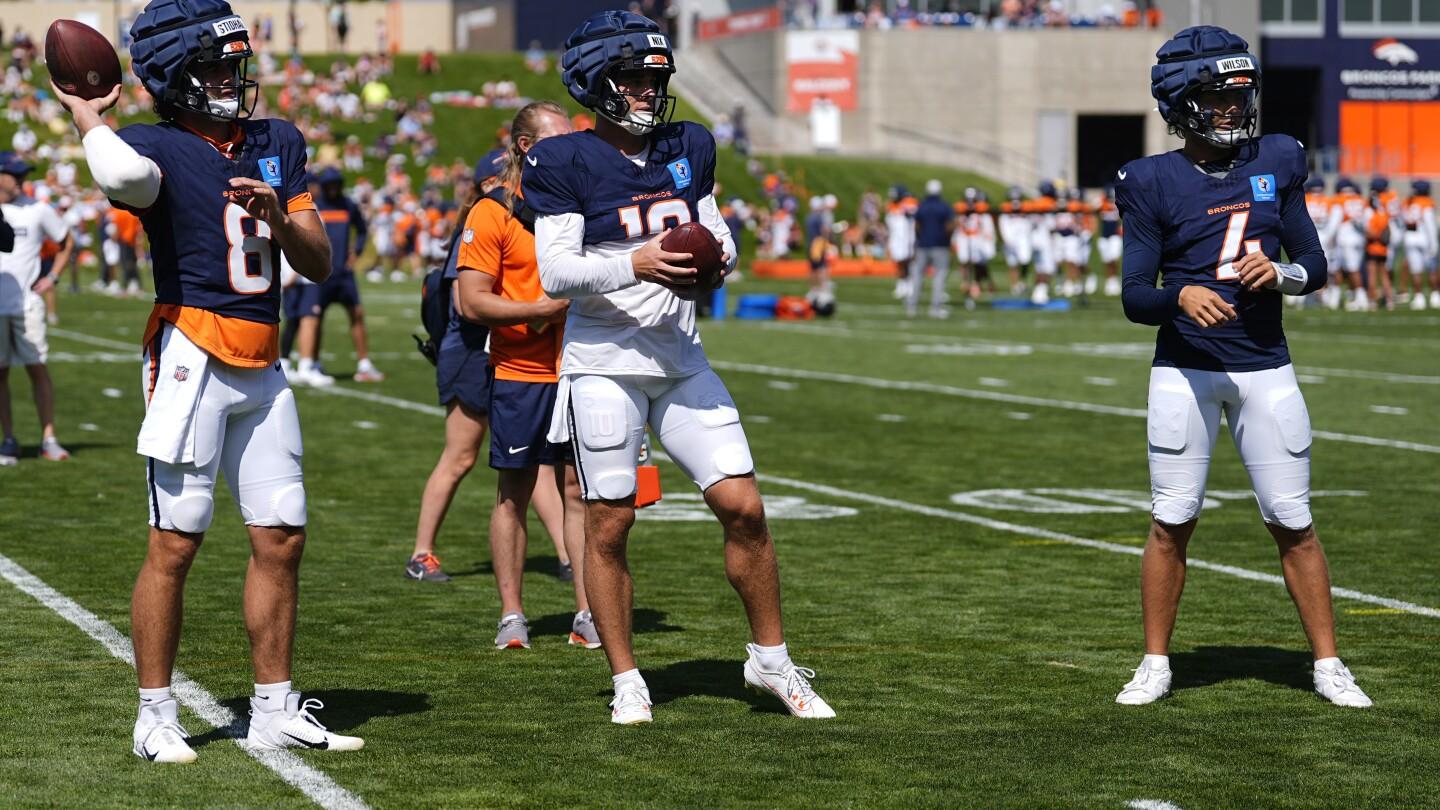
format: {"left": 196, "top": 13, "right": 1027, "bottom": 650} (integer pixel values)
{"left": 560, "top": 10, "right": 676, "bottom": 136}
{"left": 129, "top": 0, "right": 258, "bottom": 122}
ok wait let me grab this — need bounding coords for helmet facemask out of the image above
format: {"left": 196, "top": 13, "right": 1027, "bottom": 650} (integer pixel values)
{"left": 177, "top": 38, "right": 258, "bottom": 122}
{"left": 597, "top": 61, "right": 675, "bottom": 136}
{"left": 1180, "top": 75, "right": 1258, "bottom": 148}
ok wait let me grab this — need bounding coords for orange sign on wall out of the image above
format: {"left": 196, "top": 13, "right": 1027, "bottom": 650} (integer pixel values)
{"left": 786, "top": 30, "right": 859, "bottom": 113}
{"left": 1340, "top": 100, "right": 1440, "bottom": 176}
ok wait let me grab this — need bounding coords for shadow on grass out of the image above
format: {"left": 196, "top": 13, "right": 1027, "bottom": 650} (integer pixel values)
{"left": 643, "top": 658, "right": 787, "bottom": 714}
{"left": 187, "top": 689, "right": 430, "bottom": 748}
{"left": 1169, "top": 646, "right": 1313, "bottom": 693}
{"left": 530, "top": 607, "right": 685, "bottom": 639}
{"left": 452, "top": 554, "right": 568, "bottom": 579}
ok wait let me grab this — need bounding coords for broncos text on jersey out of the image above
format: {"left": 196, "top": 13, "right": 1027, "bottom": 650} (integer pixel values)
{"left": 521, "top": 121, "right": 716, "bottom": 245}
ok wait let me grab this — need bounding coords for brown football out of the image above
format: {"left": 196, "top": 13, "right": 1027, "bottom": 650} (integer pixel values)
{"left": 46, "top": 19, "right": 123, "bottom": 101}
{"left": 660, "top": 222, "right": 726, "bottom": 299}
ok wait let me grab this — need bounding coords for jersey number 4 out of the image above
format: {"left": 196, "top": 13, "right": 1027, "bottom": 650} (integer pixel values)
{"left": 1216, "top": 211, "right": 1261, "bottom": 281}
{"left": 617, "top": 199, "right": 692, "bottom": 239}
{"left": 225, "top": 202, "right": 274, "bottom": 294}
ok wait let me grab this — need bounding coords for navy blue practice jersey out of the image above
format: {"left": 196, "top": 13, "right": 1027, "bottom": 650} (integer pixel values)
{"left": 116, "top": 119, "right": 313, "bottom": 325}
{"left": 1116, "top": 134, "right": 1323, "bottom": 372}
{"left": 316, "top": 195, "right": 367, "bottom": 278}
{"left": 520, "top": 122, "right": 716, "bottom": 242}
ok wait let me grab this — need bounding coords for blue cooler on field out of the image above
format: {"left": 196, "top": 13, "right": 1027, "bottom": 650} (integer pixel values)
{"left": 710, "top": 284, "right": 727, "bottom": 320}
{"left": 735, "top": 293, "right": 779, "bottom": 319}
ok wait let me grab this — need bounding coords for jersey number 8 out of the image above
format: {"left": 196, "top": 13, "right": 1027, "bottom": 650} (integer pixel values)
{"left": 225, "top": 202, "right": 274, "bottom": 294}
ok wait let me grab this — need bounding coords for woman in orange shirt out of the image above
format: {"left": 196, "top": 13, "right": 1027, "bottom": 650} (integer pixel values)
{"left": 454, "top": 101, "right": 597, "bottom": 650}
{"left": 1365, "top": 193, "right": 1393, "bottom": 310}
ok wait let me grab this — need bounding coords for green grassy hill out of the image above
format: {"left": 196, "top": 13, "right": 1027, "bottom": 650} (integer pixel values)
{"left": 10, "top": 51, "right": 1001, "bottom": 225}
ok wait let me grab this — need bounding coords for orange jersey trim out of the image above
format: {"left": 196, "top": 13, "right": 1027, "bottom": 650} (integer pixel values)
{"left": 143, "top": 304, "right": 280, "bottom": 369}
{"left": 288, "top": 192, "right": 316, "bottom": 213}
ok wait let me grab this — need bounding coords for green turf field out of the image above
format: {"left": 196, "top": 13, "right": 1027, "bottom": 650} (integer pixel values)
{"left": 1, "top": 277, "right": 1437, "bottom": 809}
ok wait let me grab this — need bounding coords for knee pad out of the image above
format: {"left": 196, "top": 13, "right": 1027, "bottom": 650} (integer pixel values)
{"left": 167, "top": 493, "right": 216, "bottom": 534}
{"left": 1263, "top": 497, "right": 1312, "bottom": 531}
{"left": 1152, "top": 491, "right": 1202, "bottom": 526}
{"left": 592, "top": 469, "right": 637, "bottom": 501}
{"left": 244, "top": 482, "right": 308, "bottom": 528}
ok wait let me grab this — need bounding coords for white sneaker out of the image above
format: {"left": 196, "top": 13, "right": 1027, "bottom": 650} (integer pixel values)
{"left": 1030, "top": 282, "right": 1050, "bottom": 306}
{"left": 246, "top": 692, "right": 365, "bottom": 751}
{"left": 743, "top": 654, "right": 836, "bottom": 719}
{"left": 133, "top": 698, "right": 198, "bottom": 763}
{"left": 365, "top": 268, "right": 383, "bottom": 284}
{"left": 1083, "top": 274, "right": 1098, "bottom": 295}
{"left": 292, "top": 367, "right": 335, "bottom": 388}
{"left": 39, "top": 437, "right": 70, "bottom": 461}
{"left": 389, "top": 270, "right": 408, "bottom": 283}
{"left": 1313, "top": 660, "right": 1372, "bottom": 708}
{"left": 892, "top": 279, "right": 911, "bottom": 300}
{"left": 609, "top": 684, "right": 653, "bottom": 725}
{"left": 1431, "top": 290, "right": 1440, "bottom": 309}
{"left": 1411, "top": 293, "right": 1427, "bottom": 310}
{"left": 1104, "top": 276, "right": 1122, "bottom": 297}
{"left": 1115, "top": 659, "right": 1172, "bottom": 705}
{"left": 353, "top": 367, "right": 385, "bottom": 383}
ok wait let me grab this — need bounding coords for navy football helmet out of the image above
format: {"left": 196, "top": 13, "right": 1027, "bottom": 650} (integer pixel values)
{"left": 130, "top": 0, "right": 258, "bottom": 122}
{"left": 1038, "top": 180, "right": 1057, "bottom": 198}
{"left": 1152, "top": 25, "right": 1259, "bottom": 148}
{"left": 561, "top": 10, "right": 676, "bottom": 136}
{"left": 1336, "top": 177, "right": 1359, "bottom": 194}
{"left": 1371, "top": 176, "right": 1389, "bottom": 193}
{"left": 1414, "top": 179, "right": 1432, "bottom": 196}
{"left": 1304, "top": 177, "right": 1325, "bottom": 193}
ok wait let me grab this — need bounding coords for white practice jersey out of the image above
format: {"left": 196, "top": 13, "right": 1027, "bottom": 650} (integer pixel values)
{"left": 0, "top": 196, "right": 69, "bottom": 316}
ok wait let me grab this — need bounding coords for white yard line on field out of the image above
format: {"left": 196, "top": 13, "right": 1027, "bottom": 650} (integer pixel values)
{"left": 760, "top": 318, "right": 1434, "bottom": 383}
{"left": 710, "top": 360, "right": 1440, "bottom": 454}
{"left": 49, "top": 327, "right": 138, "bottom": 352}
{"left": 312, "top": 387, "right": 1440, "bottom": 621}
{"left": 1128, "top": 801, "right": 1185, "bottom": 810}
{"left": 0, "top": 553, "right": 369, "bottom": 810}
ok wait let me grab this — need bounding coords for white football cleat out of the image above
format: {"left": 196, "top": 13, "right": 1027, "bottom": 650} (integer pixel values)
{"left": 246, "top": 693, "right": 365, "bottom": 751}
{"left": 1103, "top": 276, "right": 1122, "bottom": 297}
{"left": 609, "top": 685, "right": 653, "bottom": 725}
{"left": 1314, "top": 660, "right": 1372, "bottom": 708}
{"left": 1411, "top": 292, "right": 1427, "bottom": 310}
{"left": 1115, "top": 660, "right": 1172, "bottom": 705}
{"left": 743, "top": 657, "right": 836, "bottom": 719}
{"left": 133, "top": 698, "right": 198, "bottom": 763}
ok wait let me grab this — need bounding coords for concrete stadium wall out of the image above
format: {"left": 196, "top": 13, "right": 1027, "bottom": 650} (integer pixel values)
{"left": 690, "top": 27, "right": 1174, "bottom": 187}
{"left": 0, "top": 0, "right": 454, "bottom": 55}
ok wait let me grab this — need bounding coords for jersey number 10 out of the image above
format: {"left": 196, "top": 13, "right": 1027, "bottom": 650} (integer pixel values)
{"left": 1216, "top": 210, "right": 1261, "bottom": 281}
{"left": 225, "top": 202, "right": 274, "bottom": 294}
{"left": 617, "top": 199, "right": 692, "bottom": 239}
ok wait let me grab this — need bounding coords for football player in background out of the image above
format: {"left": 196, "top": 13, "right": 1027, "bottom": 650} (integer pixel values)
{"left": 885, "top": 185, "right": 917, "bottom": 299}
{"left": 1097, "top": 185, "right": 1124, "bottom": 296}
{"left": 1302, "top": 177, "right": 1340, "bottom": 309}
{"left": 293, "top": 166, "right": 384, "bottom": 384}
{"left": 1029, "top": 180, "right": 1058, "bottom": 305}
{"left": 998, "top": 185, "right": 1033, "bottom": 296}
{"left": 1114, "top": 26, "right": 1369, "bottom": 709}
{"left": 1401, "top": 179, "right": 1438, "bottom": 309}
{"left": 1331, "top": 177, "right": 1368, "bottom": 310}
{"left": 0, "top": 152, "right": 73, "bottom": 465}
{"left": 1371, "top": 176, "right": 1402, "bottom": 303}
{"left": 55, "top": 0, "right": 364, "bottom": 762}
{"left": 524, "top": 9, "right": 834, "bottom": 725}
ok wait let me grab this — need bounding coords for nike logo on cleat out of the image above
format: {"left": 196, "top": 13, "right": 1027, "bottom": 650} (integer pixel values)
{"left": 142, "top": 747, "right": 159, "bottom": 761}
{"left": 283, "top": 732, "right": 329, "bottom": 750}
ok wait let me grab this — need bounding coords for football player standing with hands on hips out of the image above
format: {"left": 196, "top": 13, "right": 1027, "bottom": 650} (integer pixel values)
{"left": 523, "top": 9, "right": 835, "bottom": 725}
{"left": 55, "top": 0, "right": 364, "bottom": 762}
{"left": 1114, "top": 26, "right": 1370, "bottom": 709}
